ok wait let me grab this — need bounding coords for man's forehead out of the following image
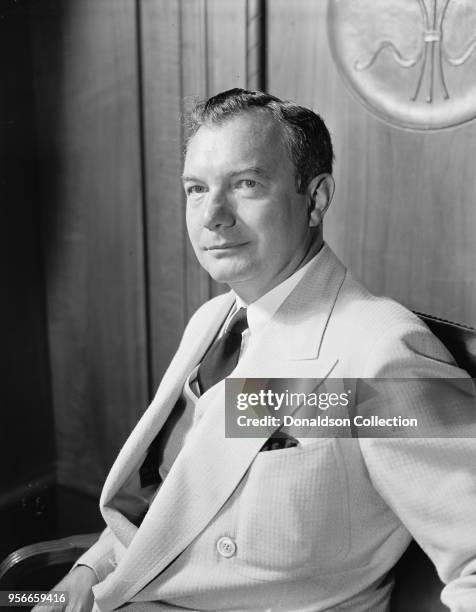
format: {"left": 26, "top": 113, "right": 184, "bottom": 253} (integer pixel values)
{"left": 184, "top": 112, "right": 287, "bottom": 171}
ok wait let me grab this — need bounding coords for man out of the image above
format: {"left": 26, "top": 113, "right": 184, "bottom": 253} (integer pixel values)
{"left": 39, "top": 89, "right": 476, "bottom": 611}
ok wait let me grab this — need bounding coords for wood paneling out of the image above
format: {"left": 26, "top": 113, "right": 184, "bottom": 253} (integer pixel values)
{"left": 267, "top": 0, "right": 476, "bottom": 327}
{"left": 30, "top": 0, "right": 148, "bottom": 494}
{"left": 140, "top": 0, "right": 251, "bottom": 388}
{"left": 139, "top": 0, "right": 186, "bottom": 391}
{"left": 2, "top": 0, "right": 264, "bottom": 497}
{"left": 0, "top": 0, "right": 55, "bottom": 502}
{"left": 206, "top": 0, "right": 247, "bottom": 92}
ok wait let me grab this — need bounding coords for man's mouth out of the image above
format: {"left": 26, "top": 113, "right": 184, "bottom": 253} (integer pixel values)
{"left": 204, "top": 242, "right": 247, "bottom": 251}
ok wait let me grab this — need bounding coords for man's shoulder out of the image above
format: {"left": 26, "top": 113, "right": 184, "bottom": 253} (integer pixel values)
{"left": 306, "top": 244, "right": 427, "bottom": 340}
{"left": 337, "top": 272, "right": 425, "bottom": 337}
{"left": 330, "top": 272, "right": 457, "bottom": 374}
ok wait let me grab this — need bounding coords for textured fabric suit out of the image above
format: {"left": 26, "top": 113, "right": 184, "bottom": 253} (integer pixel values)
{"left": 77, "top": 244, "right": 476, "bottom": 612}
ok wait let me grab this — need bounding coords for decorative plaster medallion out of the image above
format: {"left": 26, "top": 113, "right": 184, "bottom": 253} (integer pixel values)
{"left": 327, "top": 0, "right": 476, "bottom": 130}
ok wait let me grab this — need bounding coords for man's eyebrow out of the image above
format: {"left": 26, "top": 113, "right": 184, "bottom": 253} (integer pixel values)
{"left": 181, "top": 167, "right": 271, "bottom": 183}
{"left": 181, "top": 175, "right": 202, "bottom": 183}
{"left": 230, "top": 166, "right": 271, "bottom": 179}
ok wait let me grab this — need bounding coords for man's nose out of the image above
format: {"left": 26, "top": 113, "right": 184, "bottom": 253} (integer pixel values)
{"left": 202, "top": 190, "right": 235, "bottom": 229}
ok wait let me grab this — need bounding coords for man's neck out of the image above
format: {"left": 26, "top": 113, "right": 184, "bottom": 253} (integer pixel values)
{"left": 231, "top": 235, "right": 324, "bottom": 305}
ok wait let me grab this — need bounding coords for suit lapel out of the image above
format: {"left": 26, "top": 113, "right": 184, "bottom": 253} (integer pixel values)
{"left": 265, "top": 242, "right": 347, "bottom": 361}
{"left": 98, "top": 292, "right": 235, "bottom": 540}
{"left": 95, "top": 245, "right": 347, "bottom": 609}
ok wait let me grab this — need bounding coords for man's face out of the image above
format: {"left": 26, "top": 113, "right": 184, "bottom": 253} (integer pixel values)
{"left": 183, "top": 111, "right": 314, "bottom": 302}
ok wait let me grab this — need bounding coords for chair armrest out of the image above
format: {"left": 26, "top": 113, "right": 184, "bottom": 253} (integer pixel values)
{"left": 0, "top": 533, "right": 99, "bottom": 588}
{"left": 390, "top": 540, "right": 446, "bottom": 612}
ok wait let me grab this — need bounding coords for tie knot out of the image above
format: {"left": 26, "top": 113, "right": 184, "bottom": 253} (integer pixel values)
{"left": 226, "top": 307, "right": 248, "bottom": 336}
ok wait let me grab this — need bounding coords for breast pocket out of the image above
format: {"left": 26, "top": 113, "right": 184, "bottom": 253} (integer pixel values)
{"left": 235, "top": 439, "right": 351, "bottom": 581}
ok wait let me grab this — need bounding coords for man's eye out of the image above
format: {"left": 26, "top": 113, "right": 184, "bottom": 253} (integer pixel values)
{"left": 236, "top": 179, "right": 257, "bottom": 189}
{"left": 187, "top": 185, "right": 206, "bottom": 195}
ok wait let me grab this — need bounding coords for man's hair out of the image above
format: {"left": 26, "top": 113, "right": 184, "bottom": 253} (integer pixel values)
{"left": 186, "top": 88, "right": 334, "bottom": 194}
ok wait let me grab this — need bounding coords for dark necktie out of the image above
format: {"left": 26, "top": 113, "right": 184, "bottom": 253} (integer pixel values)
{"left": 197, "top": 307, "right": 248, "bottom": 394}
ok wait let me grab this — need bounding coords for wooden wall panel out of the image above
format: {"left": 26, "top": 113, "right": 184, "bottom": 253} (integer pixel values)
{"left": 267, "top": 0, "right": 476, "bottom": 327}
{"left": 1, "top": 0, "right": 265, "bottom": 497}
{"left": 31, "top": 0, "right": 148, "bottom": 494}
{"left": 206, "top": 0, "right": 247, "bottom": 92}
{"left": 181, "top": 0, "right": 249, "bottom": 307}
{"left": 171, "top": 0, "right": 210, "bottom": 321}
{"left": 140, "top": 0, "right": 251, "bottom": 389}
{"left": 0, "top": 0, "right": 55, "bottom": 503}
{"left": 139, "top": 0, "right": 186, "bottom": 391}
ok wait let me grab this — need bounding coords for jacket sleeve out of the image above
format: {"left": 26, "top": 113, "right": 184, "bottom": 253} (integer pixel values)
{"left": 72, "top": 527, "right": 116, "bottom": 582}
{"left": 358, "top": 323, "right": 476, "bottom": 611}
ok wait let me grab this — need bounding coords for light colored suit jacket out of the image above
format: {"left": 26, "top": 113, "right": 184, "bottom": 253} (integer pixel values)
{"left": 77, "top": 244, "right": 476, "bottom": 612}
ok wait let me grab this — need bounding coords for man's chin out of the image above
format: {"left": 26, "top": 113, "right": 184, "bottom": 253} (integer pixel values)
{"left": 202, "top": 261, "right": 251, "bottom": 286}
{"left": 207, "top": 270, "right": 246, "bottom": 285}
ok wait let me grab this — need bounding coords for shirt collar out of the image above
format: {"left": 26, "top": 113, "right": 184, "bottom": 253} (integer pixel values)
{"left": 233, "top": 252, "right": 319, "bottom": 337}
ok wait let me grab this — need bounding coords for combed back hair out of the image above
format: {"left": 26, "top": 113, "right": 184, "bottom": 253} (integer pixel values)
{"left": 185, "top": 88, "right": 334, "bottom": 194}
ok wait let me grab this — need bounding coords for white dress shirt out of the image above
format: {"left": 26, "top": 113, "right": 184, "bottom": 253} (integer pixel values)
{"left": 229, "top": 252, "right": 319, "bottom": 359}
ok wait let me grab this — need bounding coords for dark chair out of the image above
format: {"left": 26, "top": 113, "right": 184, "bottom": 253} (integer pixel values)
{"left": 0, "top": 313, "right": 475, "bottom": 610}
{"left": 389, "top": 313, "right": 476, "bottom": 612}
{"left": 417, "top": 312, "right": 476, "bottom": 378}
{"left": 0, "top": 533, "right": 98, "bottom": 592}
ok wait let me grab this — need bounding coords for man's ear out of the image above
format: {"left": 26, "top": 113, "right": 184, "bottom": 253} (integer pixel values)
{"left": 306, "top": 173, "right": 335, "bottom": 227}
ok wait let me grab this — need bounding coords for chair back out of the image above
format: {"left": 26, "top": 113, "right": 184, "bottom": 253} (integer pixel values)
{"left": 418, "top": 312, "right": 476, "bottom": 376}
{"left": 390, "top": 312, "right": 476, "bottom": 612}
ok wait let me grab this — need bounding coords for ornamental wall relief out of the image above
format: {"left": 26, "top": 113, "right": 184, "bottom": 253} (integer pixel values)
{"left": 327, "top": 0, "right": 476, "bottom": 130}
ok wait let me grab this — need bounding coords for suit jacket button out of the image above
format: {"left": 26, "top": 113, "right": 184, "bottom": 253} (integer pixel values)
{"left": 216, "top": 536, "right": 236, "bottom": 558}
